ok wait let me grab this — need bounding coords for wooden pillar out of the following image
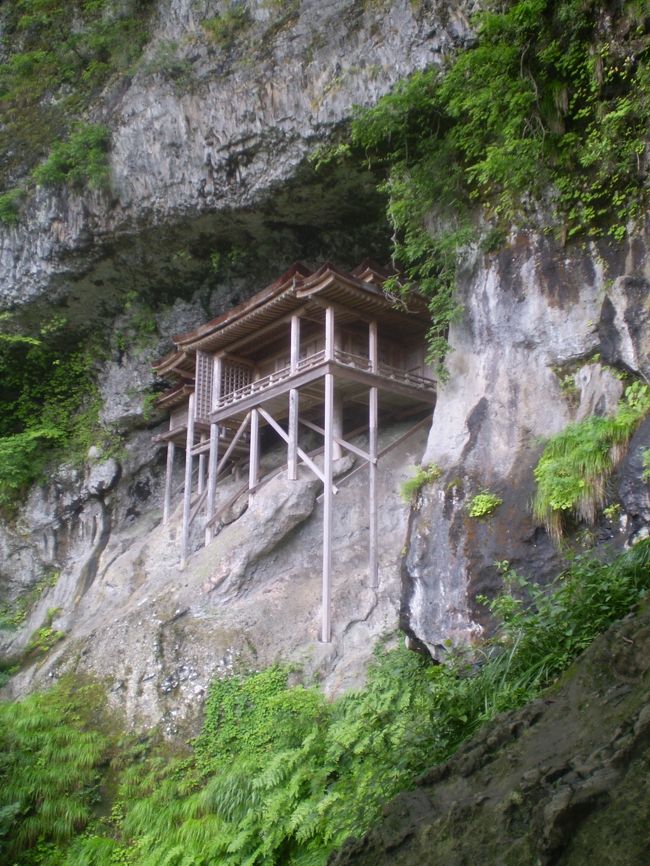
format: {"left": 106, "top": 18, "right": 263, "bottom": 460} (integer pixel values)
{"left": 198, "top": 436, "right": 206, "bottom": 495}
{"left": 288, "top": 314, "right": 300, "bottom": 481}
{"left": 249, "top": 408, "right": 260, "bottom": 501}
{"left": 369, "top": 321, "right": 379, "bottom": 588}
{"left": 332, "top": 392, "right": 344, "bottom": 460}
{"left": 205, "top": 357, "right": 222, "bottom": 545}
{"left": 325, "top": 305, "right": 335, "bottom": 361}
{"left": 180, "top": 392, "right": 195, "bottom": 570}
{"left": 322, "top": 371, "right": 334, "bottom": 643}
{"left": 163, "top": 441, "right": 175, "bottom": 525}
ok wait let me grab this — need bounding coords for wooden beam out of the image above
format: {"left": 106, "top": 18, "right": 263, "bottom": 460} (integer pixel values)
{"left": 205, "top": 356, "right": 222, "bottom": 545}
{"left": 369, "top": 385, "right": 379, "bottom": 589}
{"left": 325, "top": 306, "right": 335, "bottom": 362}
{"left": 298, "top": 417, "right": 376, "bottom": 464}
{"left": 257, "top": 407, "right": 337, "bottom": 492}
{"left": 322, "top": 371, "right": 334, "bottom": 643}
{"left": 216, "top": 305, "right": 309, "bottom": 357}
{"left": 198, "top": 435, "right": 206, "bottom": 495}
{"left": 215, "top": 413, "right": 251, "bottom": 477}
{"left": 249, "top": 408, "right": 260, "bottom": 499}
{"left": 180, "top": 392, "right": 195, "bottom": 570}
{"left": 288, "top": 314, "right": 301, "bottom": 480}
{"left": 333, "top": 391, "right": 344, "bottom": 460}
{"left": 163, "top": 442, "right": 175, "bottom": 525}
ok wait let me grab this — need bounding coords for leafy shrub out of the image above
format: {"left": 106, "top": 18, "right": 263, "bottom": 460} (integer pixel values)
{"left": 400, "top": 462, "right": 442, "bottom": 501}
{"left": 467, "top": 491, "right": 503, "bottom": 518}
{"left": 533, "top": 382, "right": 650, "bottom": 540}
{"left": 31, "top": 124, "right": 111, "bottom": 190}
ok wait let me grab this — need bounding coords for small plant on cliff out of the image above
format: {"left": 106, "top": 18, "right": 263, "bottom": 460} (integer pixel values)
{"left": 0, "top": 189, "right": 23, "bottom": 225}
{"left": 533, "top": 381, "right": 650, "bottom": 541}
{"left": 202, "top": 3, "right": 252, "bottom": 48}
{"left": 468, "top": 491, "right": 503, "bottom": 518}
{"left": 31, "top": 123, "right": 111, "bottom": 190}
{"left": 400, "top": 462, "right": 442, "bottom": 502}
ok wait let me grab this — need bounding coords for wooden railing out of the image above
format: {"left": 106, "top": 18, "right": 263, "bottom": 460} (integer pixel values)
{"left": 213, "top": 348, "right": 434, "bottom": 410}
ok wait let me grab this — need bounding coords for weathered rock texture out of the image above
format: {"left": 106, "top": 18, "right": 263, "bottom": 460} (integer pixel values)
{"left": 402, "top": 229, "right": 650, "bottom": 658}
{"left": 0, "top": 0, "right": 475, "bottom": 320}
{"left": 330, "top": 598, "right": 650, "bottom": 866}
{"left": 2, "top": 422, "right": 427, "bottom": 733}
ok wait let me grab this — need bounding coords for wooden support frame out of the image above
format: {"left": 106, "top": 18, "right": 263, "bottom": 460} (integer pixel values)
{"left": 163, "top": 441, "right": 175, "bottom": 525}
{"left": 257, "top": 407, "right": 337, "bottom": 492}
{"left": 288, "top": 314, "right": 300, "bottom": 481}
{"left": 322, "top": 371, "right": 334, "bottom": 643}
{"left": 249, "top": 408, "right": 260, "bottom": 499}
{"left": 180, "top": 392, "right": 195, "bottom": 570}
{"left": 369, "top": 321, "right": 379, "bottom": 588}
{"left": 298, "top": 418, "right": 375, "bottom": 464}
{"left": 205, "top": 357, "right": 222, "bottom": 544}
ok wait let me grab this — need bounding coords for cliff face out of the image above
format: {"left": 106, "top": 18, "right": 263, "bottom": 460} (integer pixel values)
{"left": 0, "top": 0, "right": 474, "bottom": 315}
{"left": 1, "top": 0, "right": 649, "bottom": 741}
{"left": 402, "top": 229, "right": 650, "bottom": 658}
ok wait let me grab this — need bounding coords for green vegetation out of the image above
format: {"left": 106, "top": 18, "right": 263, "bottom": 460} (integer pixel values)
{"left": 467, "top": 491, "right": 503, "bottom": 518}
{"left": 31, "top": 124, "right": 111, "bottom": 190}
{"left": 2, "top": 541, "right": 648, "bottom": 865}
{"left": 0, "top": 320, "right": 104, "bottom": 511}
{"left": 400, "top": 462, "right": 442, "bottom": 501}
{"left": 0, "top": 189, "right": 24, "bottom": 225}
{"left": 533, "top": 381, "right": 650, "bottom": 541}
{"left": 0, "top": 678, "right": 112, "bottom": 864}
{"left": 202, "top": 4, "right": 252, "bottom": 47}
{"left": 0, "top": 571, "right": 59, "bottom": 630}
{"left": 0, "top": 0, "right": 155, "bottom": 201}
{"left": 341, "top": 0, "right": 650, "bottom": 372}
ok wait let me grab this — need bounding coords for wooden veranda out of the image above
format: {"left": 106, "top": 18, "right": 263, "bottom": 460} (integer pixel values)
{"left": 154, "top": 261, "right": 436, "bottom": 642}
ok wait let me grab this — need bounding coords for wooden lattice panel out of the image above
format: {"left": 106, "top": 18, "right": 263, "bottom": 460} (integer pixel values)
{"left": 222, "top": 362, "right": 252, "bottom": 396}
{"left": 195, "top": 351, "right": 213, "bottom": 422}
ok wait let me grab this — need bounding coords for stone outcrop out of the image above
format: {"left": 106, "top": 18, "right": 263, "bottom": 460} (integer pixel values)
{"left": 330, "top": 597, "right": 650, "bottom": 866}
{"left": 402, "top": 229, "right": 650, "bottom": 658}
{"left": 0, "top": 0, "right": 476, "bottom": 317}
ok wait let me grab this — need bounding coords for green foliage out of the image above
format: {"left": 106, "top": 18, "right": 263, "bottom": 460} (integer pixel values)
{"left": 467, "top": 491, "right": 503, "bottom": 518}
{"left": 31, "top": 124, "right": 111, "bottom": 190}
{"left": 202, "top": 4, "right": 252, "bottom": 47}
{"left": 0, "top": 188, "right": 24, "bottom": 225}
{"left": 3, "top": 543, "right": 650, "bottom": 865}
{"left": 0, "top": 679, "right": 111, "bottom": 863}
{"left": 533, "top": 382, "right": 650, "bottom": 540}
{"left": 400, "top": 462, "right": 442, "bottom": 501}
{"left": 0, "top": 0, "right": 154, "bottom": 193}
{"left": 0, "top": 318, "right": 106, "bottom": 510}
{"left": 347, "top": 0, "right": 650, "bottom": 371}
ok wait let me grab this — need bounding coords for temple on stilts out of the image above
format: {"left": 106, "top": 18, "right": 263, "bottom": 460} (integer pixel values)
{"left": 154, "top": 261, "right": 436, "bottom": 642}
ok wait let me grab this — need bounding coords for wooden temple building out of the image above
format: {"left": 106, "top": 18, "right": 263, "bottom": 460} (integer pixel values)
{"left": 154, "top": 261, "right": 436, "bottom": 642}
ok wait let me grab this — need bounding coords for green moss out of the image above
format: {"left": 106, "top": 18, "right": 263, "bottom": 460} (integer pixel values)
{"left": 31, "top": 123, "right": 111, "bottom": 190}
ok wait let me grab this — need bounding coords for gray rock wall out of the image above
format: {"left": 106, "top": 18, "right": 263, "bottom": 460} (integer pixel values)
{"left": 402, "top": 229, "right": 650, "bottom": 658}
